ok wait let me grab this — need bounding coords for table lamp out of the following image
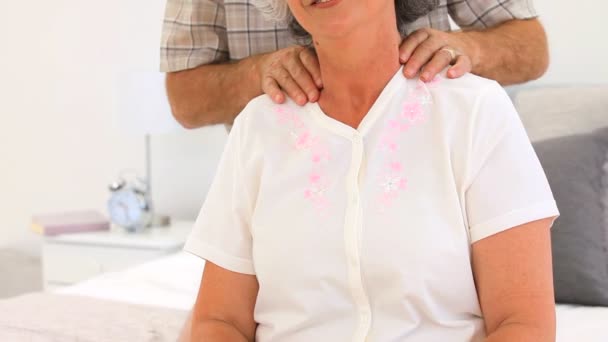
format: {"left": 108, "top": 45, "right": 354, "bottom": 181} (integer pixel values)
{"left": 114, "top": 71, "right": 183, "bottom": 229}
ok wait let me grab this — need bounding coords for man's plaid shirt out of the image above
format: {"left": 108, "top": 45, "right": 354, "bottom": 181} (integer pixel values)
{"left": 160, "top": 0, "right": 537, "bottom": 72}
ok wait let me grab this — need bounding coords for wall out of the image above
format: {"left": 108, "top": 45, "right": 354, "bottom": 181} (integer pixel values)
{"left": 532, "top": 0, "right": 607, "bottom": 86}
{"left": 0, "top": 0, "right": 226, "bottom": 250}
{"left": 0, "top": 0, "right": 606, "bottom": 249}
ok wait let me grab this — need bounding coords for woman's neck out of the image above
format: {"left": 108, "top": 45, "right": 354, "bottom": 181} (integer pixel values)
{"left": 313, "top": 19, "right": 402, "bottom": 128}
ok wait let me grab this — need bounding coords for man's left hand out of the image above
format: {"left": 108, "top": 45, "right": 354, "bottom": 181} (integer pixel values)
{"left": 400, "top": 28, "right": 475, "bottom": 82}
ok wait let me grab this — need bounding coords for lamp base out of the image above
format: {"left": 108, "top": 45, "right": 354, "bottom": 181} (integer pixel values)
{"left": 150, "top": 214, "right": 171, "bottom": 228}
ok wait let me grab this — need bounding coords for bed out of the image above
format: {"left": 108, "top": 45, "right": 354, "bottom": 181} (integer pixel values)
{"left": 1, "top": 252, "right": 607, "bottom": 341}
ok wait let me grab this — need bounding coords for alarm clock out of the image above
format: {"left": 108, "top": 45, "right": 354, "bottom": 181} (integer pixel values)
{"left": 107, "top": 174, "right": 152, "bottom": 233}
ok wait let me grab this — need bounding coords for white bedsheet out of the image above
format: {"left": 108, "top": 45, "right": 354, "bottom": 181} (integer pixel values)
{"left": 58, "top": 253, "right": 608, "bottom": 341}
{"left": 58, "top": 252, "right": 204, "bottom": 310}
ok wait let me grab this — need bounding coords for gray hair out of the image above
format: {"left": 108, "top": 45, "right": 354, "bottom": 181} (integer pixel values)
{"left": 251, "top": 0, "right": 292, "bottom": 24}
{"left": 253, "top": 0, "right": 439, "bottom": 43}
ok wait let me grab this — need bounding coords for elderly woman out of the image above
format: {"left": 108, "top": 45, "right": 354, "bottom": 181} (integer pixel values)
{"left": 182, "top": 0, "right": 559, "bottom": 341}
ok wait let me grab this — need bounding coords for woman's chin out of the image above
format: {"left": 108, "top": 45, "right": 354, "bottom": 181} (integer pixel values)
{"left": 309, "top": 21, "right": 357, "bottom": 41}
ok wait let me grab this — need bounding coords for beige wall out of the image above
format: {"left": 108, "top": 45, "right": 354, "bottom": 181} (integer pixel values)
{"left": 533, "top": 0, "right": 607, "bottom": 85}
{"left": 0, "top": 0, "right": 227, "bottom": 249}
{"left": 0, "top": 0, "right": 606, "bottom": 249}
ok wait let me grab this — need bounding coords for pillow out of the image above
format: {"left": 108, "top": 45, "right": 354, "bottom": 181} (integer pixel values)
{"left": 515, "top": 86, "right": 608, "bottom": 141}
{"left": 515, "top": 86, "right": 608, "bottom": 306}
{"left": 532, "top": 128, "right": 608, "bottom": 305}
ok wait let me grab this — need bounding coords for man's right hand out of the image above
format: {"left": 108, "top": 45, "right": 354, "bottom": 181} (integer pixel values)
{"left": 257, "top": 46, "right": 323, "bottom": 106}
{"left": 166, "top": 46, "right": 324, "bottom": 129}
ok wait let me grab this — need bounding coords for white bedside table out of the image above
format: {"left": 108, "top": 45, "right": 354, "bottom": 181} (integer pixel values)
{"left": 41, "top": 221, "right": 194, "bottom": 290}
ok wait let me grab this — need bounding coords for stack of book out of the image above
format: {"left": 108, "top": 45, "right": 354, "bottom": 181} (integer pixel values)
{"left": 31, "top": 210, "right": 110, "bottom": 236}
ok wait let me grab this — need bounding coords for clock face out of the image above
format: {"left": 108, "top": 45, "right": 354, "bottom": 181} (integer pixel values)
{"left": 107, "top": 190, "right": 147, "bottom": 229}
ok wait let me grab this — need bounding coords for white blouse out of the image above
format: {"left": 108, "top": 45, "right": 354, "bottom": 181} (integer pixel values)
{"left": 185, "top": 68, "right": 559, "bottom": 342}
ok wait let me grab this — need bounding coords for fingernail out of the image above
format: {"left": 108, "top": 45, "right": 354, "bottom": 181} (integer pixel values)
{"left": 274, "top": 94, "right": 282, "bottom": 102}
{"left": 421, "top": 72, "right": 430, "bottom": 80}
{"left": 400, "top": 54, "right": 409, "bottom": 62}
{"left": 308, "top": 92, "right": 317, "bottom": 101}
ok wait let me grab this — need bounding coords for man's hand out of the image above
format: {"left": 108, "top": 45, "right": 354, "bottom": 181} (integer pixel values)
{"left": 167, "top": 20, "right": 546, "bottom": 129}
{"left": 400, "top": 19, "right": 549, "bottom": 85}
{"left": 400, "top": 27, "right": 475, "bottom": 82}
{"left": 166, "top": 46, "right": 323, "bottom": 129}
{"left": 257, "top": 46, "right": 323, "bottom": 105}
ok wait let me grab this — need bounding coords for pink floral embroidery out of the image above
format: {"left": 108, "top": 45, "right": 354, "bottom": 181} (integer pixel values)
{"left": 375, "top": 77, "right": 439, "bottom": 211}
{"left": 276, "top": 107, "right": 305, "bottom": 130}
{"left": 426, "top": 75, "right": 442, "bottom": 87}
{"left": 416, "top": 75, "right": 442, "bottom": 90}
{"left": 304, "top": 171, "right": 329, "bottom": 213}
{"left": 389, "top": 161, "right": 402, "bottom": 172}
{"left": 311, "top": 144, "right": 330, "bottom": 164}
{"left": 388, "top": 118, "right": 410, "bottom": 132}
{"left": 274, "top": 105, "right": 330, "bottom": 214}
{"left": 272, "top": 74, "right": 440, "bottom": 214}
{"left": 401, "top": 102, "right": 426, "bottom": 124}
{"left": 414, "top": 77, "right": 438, "bottom": 105}
{"left": 294, "top": 131, "right": 315, "bottom": 150}
{"left": 376, "top": 164, "right": 409, "bottom": 210}
{"left": 379, "top": 175, "right": 408, "bottom": 207}
{"left": 386, "top": 141, "right": 398, "bottom": 152}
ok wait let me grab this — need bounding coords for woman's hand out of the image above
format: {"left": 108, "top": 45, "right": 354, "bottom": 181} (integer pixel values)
{"left": 257, "top": 46, "right": 323, "bottom": 106}
{"left": 399, "top": 27, "right": 475, "bottom": 82}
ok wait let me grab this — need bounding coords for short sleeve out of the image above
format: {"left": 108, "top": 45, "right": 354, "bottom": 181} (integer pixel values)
{"left": 448, "top": 0, "right": 538, "bottom": 29}
{"left": 184, "top": 113, "right": 256, "bottom": 274}
{"left": 465, "top": 82, "right": 559, "bottom": 243}
{"left": 160, "top": 0, "right": 229, "bottom": 72}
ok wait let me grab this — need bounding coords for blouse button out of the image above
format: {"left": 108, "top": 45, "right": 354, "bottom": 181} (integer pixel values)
{"left": 361, "top": 311, "right": 370, "bottom": 324}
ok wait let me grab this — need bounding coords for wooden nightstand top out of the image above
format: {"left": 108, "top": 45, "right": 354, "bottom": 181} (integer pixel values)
{"left": 43, "top": 221, "right": 194, "bottom": 250}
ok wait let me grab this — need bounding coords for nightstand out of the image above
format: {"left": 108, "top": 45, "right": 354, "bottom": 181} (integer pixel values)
{"left": 41, "top": 221, "right": 194, "bottom": 290}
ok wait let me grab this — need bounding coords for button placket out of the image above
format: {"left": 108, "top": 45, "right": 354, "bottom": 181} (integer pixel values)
{"left": 345, "top": 134, "right": 372, "bottom": 341}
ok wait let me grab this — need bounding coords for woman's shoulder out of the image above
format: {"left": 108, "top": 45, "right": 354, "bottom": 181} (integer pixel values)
{"left": 418, "top": 71, "right": 515, "bottom": 124}
{"left": 236, "top": 94, "right": 311, "bottom": 127}
{"left": 424, "top": 71, "right": 504, "bottom": 100}
{"left": 232, "top": 94, "right": 314, "bottom": 149}
{"left": 418, "top": 70, "right": 520, "bottom": 151}
{"left": 236, "top": 94, "right": 277, "bottom": 125}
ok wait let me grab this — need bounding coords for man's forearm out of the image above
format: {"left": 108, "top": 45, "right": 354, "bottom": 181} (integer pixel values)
{"left": 456, "top": 19, "right": 549, "bottom": 85}
{"left": 166, "top": 56, "right": 264, "bottom": 129}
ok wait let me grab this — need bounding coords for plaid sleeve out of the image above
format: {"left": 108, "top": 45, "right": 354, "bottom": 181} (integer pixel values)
{"left": 447, "top": 0, "right": 538, "bottom": 29}
{"left": 160, "top": 0, "right": 229, "bottom": 72}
